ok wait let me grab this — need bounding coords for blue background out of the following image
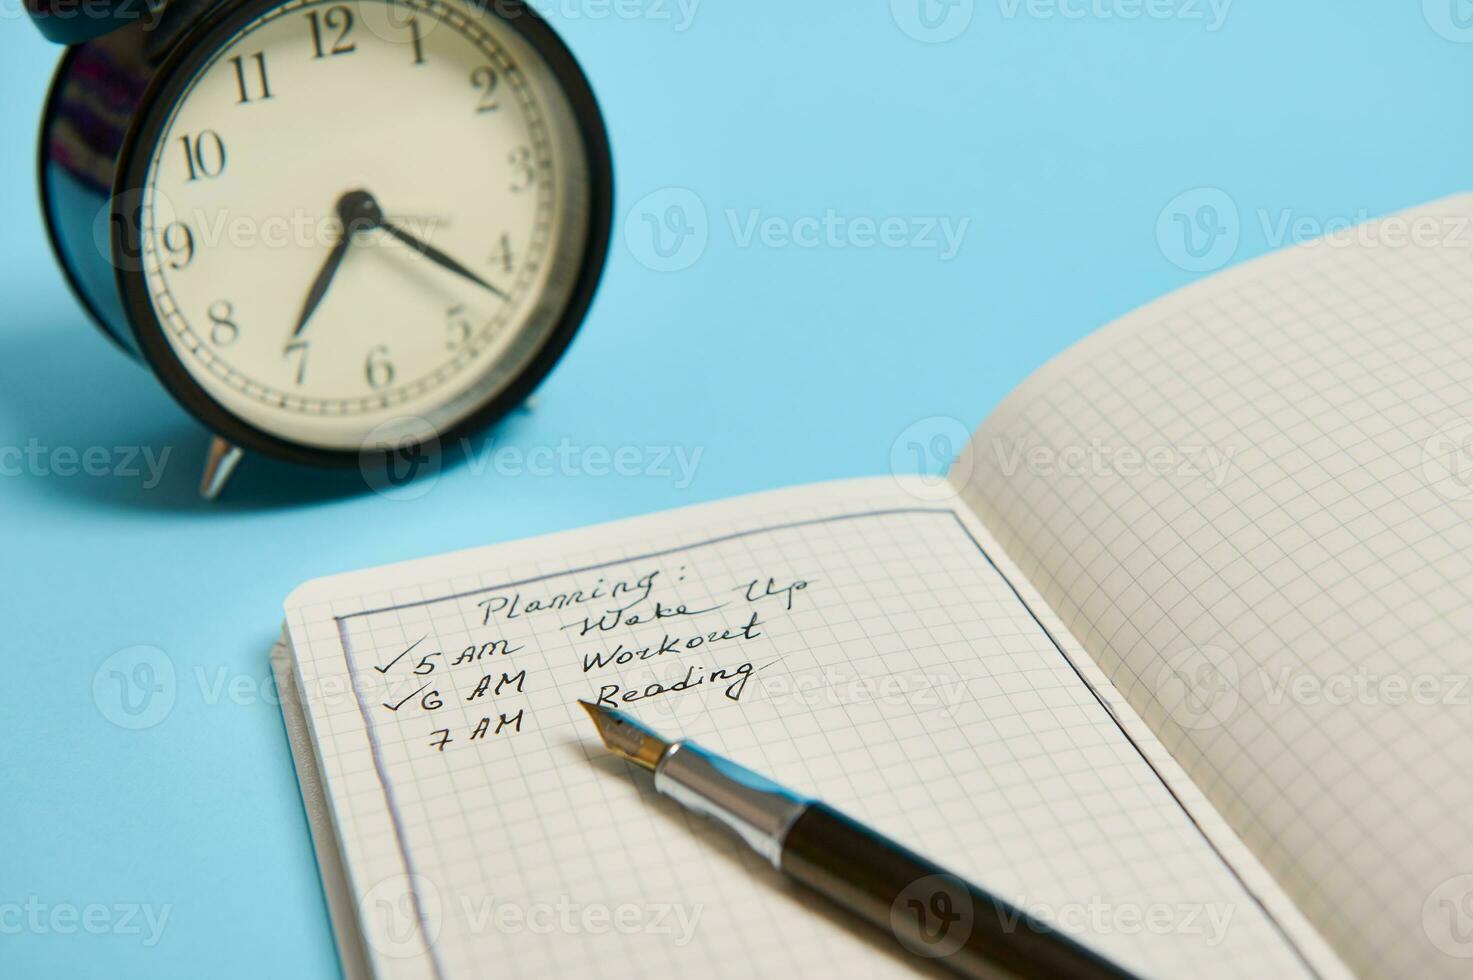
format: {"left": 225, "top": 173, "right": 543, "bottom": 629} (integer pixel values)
{"left": 3, "top": 2, "right": 1470, "bottom": 976}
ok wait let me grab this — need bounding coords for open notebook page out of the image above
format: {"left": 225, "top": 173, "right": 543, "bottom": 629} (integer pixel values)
{"left": 961, "top": 194, "right": 1473, "bottom": 979}
{"left": 281, "top": 478, "right": 1345, "bottom": 980}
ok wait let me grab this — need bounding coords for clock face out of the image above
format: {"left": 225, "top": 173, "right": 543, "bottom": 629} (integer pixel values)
{"left": 119, "top": 0, "right": 606, "bottom": 459}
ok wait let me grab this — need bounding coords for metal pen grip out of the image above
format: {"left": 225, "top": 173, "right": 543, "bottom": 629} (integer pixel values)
{"left": 653, "top": 742, "right": 809, "bottom": 866}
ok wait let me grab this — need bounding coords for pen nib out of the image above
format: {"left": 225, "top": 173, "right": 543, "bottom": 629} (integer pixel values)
{"left": 578, "top": 700, "right": 669, "bottom": 771}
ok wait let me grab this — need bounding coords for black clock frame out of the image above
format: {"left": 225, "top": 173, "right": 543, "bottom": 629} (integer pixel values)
{"left": 102, "top": 0, "right": 613, "bottom": 468}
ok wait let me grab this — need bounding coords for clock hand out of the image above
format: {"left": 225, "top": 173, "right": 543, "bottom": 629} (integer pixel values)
{"left": 376, "top": 216, "right": 510, "bottom": 301}
{"left": 291, "top": 234, "right": 349, "bottom": 339}
{"left": 290, "top": 190, "right": 382, "bottom": 338}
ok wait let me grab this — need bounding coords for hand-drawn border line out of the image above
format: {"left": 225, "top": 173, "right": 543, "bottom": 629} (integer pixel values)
{"left": 330, "top": 507, "right": 1320, "bottom": 980}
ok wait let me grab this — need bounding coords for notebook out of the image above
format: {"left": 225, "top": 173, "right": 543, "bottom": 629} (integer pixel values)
{"left": 273, "top": 193, "right": 1473, "bottom": 980}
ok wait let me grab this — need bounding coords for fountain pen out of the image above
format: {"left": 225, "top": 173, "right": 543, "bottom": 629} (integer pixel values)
{"left": 578, "top": 701, "right": 1139, "bottom": 980}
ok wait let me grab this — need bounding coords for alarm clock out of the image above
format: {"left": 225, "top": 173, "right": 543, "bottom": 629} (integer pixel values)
{"left": 31, "top": 0, "right": 612, "bottom": 497}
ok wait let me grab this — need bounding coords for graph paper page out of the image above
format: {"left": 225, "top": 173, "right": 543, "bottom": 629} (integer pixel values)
{"left": 960, "top": 194, "right": 1473, "bottom": 979}
{"left": 283, "top": 478, "right": 1344, "bottom": 980}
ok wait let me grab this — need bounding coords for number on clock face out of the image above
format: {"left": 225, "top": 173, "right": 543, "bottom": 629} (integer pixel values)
{"left": 133, "top": 0, "right": 589, "bottom": 454}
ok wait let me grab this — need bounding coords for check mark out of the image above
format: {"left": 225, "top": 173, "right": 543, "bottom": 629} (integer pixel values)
{"left": 382, "top": 683, "right": 430, "bottom": 713}
{"left": 375, "top": 635, "right": 426, "bottom": 674}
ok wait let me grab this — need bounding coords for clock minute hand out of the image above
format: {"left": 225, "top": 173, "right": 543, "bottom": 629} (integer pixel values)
{"left": 291, "top": 189, "right": 382, "bottom": 338}
{"left": 377, "top": 219, "right": 509, "bottom": 300}
{"left": 291, "top": 232, "right": 350, "bottom": 338}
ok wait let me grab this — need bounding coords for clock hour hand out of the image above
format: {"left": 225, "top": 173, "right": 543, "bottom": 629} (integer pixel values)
{"left": 291, "top": 190, "right": 382, "bottom": 338}
{"left": 376, "top": 218, "right": 509, "bottom": 301}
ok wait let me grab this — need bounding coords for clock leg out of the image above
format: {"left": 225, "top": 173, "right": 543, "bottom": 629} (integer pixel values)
{"left": 200, "top": 437, "right": 245, "bottom": 501}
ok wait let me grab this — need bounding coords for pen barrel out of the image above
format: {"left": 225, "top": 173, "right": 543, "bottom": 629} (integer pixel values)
{"left": 778, "top": 803, "right": 1138, "bottom": 980}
